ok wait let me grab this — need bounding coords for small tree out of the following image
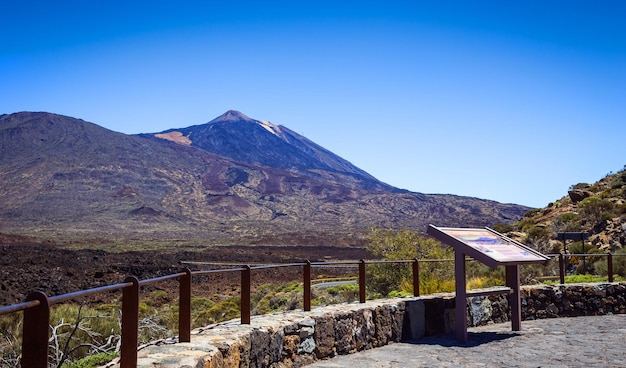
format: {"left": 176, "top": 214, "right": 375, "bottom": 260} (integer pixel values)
{"left": 365, "top": 227, "right": 452, "bottom": 296}
{"left": 578, "top": 196, "right": 615, "bottom": 227}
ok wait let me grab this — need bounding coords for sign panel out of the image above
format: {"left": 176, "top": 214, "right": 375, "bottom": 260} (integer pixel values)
{"left": 441, "top": 228, "right": 547, "bottom": 263}
{"left": 427, "top": 225, "right": 550, "bottom": 266}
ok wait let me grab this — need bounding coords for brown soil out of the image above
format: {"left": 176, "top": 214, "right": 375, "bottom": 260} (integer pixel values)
{"left": 0, "top": 237, "right": 367, "bottom": 307}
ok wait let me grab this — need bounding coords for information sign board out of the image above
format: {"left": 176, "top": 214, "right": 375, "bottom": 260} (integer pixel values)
{"left": 440, "top": 228, "right": 548, "bottom": 263}
{"left": 427, "top": 225, "right": 550, "bottom": 342}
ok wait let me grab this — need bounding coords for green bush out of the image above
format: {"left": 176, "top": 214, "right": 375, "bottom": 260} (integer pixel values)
{"left": 543, "top": 274, "right": 623, "bottom": 284}
{"left": 593, "top": 248, "right": 626, "bottom": 278}
{"left": 526, "top": 225, "right": 551, "bottom": 242}
{"left": 523, "top": 208, "right": 542, "bottom": 218}
{"left": 491, "top": 223, "right": 514, "bottom": 234}
{"left": 0, "top": 313, "right": 22, "bottom": 366}
{"left": 250, "top": 281, "right": 303, "bottom": 315}
{"left": 61, "top": 351, "right": 118, "bottom": 368}
{"left": 578, "top": 196, "right": 616, "bottom": 225}
{"left": 570, "top": 183, "right": 590, "bottom": 190}
{"left": 194, "top": 297, "right": 240, "bottom": 326}
{"left": 516, "top": 217, "right": 537, "bottom": 232}
{"left": 326, "top": 283, "right": 359, "bottom": 301}
{"left": 552, "top": 212, "right": 581, "bottom": 232}
{"left": 609, "top": 170, "right": 626, "bottom": 189}
{"left": 617, "top": 202, "right": 626, "bottom": 215}
{"left": 610, "top": 177, "right": 625, "bottom": 189}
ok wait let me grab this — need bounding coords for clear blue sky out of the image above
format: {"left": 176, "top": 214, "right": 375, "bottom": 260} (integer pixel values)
{"left": 2, "top": 1, "right": 625, "bottom": 208}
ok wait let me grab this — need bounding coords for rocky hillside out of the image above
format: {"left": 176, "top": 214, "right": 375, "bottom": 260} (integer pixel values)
{"left": 0, "top": 111, "right": 529, "bottom": 246}
{"left": 499, "top": 168, "right": 626, "bottom": 255}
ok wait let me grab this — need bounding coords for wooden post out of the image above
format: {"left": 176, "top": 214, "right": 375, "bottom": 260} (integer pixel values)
{"left": 121, "top": 276, "right": 139, "bottom": 368}
{"left": 582, "top": 238, "right": 586, "bottom": 274}
{"left": 359, "top": 260, "right": 366, "bottom": 303}
{"left": 21, "top": 291, "right": 49, "bottom": 368}
{"left": 241, "top": 266, "right": 251, "bottom": 324}
{"left": 412, "top": 258, "right": 420, "bottom": 297}
{"left": 608, "top": 253, "right": 614, "bottom": 283}
{"left": 179, "top": 269, "right": 192, "bottom": 342}
{"left": 303, "top": 261, "right": 311, "bottom": 311}
{"left": 559, "top": 254, "right": 565, "bottom": 284}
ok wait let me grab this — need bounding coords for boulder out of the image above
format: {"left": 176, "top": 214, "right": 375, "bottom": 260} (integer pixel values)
{"left": 313, "top": 316, "right": 335, "bottom": 358}
{"left": 568, "top": 189, "right": 593, "bottom": 203}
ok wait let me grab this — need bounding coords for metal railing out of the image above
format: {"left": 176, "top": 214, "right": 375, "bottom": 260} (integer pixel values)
{"left": 550, "top": 252, "right": 619, "bottom": 284}
{"left": 0, "top": 259, "right": 421, "bottom": 368}
{"left": 0, "top": 254, "right": 622, "bottom": 368}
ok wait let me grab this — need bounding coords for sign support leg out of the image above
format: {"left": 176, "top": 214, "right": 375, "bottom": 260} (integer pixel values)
{"left": 506, "top": 265, "right": 521, "bottom": 331}
{"left": 455, "top": 251, "right": 467, "bottom": 342}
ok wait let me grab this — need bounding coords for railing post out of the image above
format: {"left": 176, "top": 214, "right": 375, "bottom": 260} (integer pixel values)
{"left": 121, "top": 276, "right": 139, "bottom": 368}
{"left": 412, "top": 258, "right": 420, "bottom": 297}
{"left": 608, "top": 253, "right": 614, "bottom": 282}
{"left": 241, "top": 265, "right": 251, "bottom": 324}
{"left": 303, "top": 260, "right": 311, "bottom": 311}
{"left": 359, "top": 259, "right": 366, "bottom": 303}
{"left": 21, "top": 291, "right": 49, "bottom": 368}
{"left": 179, "top": 269, "right": 192, "bottom": 342}
{"left": 558, "top": 254, "right": 565, "bottom": 284}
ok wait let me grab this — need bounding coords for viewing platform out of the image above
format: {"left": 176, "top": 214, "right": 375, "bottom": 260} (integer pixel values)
{"left": 100, "top": 282, "right": 626, "bottom": 368}
{"left": 308, "top": 314, "right": 626, "bottom": 368}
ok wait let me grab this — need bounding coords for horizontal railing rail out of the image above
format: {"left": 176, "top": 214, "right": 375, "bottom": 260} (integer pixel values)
{"left": 1, "top": 253, "right": 623, "bottom": 368}
{"left": 47, "top": 281, "right": 134, "bottom": 304}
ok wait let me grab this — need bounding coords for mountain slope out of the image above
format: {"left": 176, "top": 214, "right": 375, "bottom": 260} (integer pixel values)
{"left": 141, "top": 110, "right": 398, "bottom": 192}
{"left": 0, "top": 111, "right": 530, "bottom": 245}
{"left": 500, "top": 168, "right": 626, "bottom": 255}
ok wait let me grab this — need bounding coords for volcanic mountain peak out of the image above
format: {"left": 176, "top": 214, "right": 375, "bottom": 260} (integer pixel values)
{"left": 210, "top": 110, "right": 281, "bottom": 137}
{"left": 212, "top": 110, "right": 255, "bottom": 123}
{"left": 145, "top": 111, "right": 389, "bottom": 189}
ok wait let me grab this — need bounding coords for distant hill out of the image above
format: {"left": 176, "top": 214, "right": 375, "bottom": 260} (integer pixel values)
{"left": 0, "top": 111, "right": 530, "bottom": 246}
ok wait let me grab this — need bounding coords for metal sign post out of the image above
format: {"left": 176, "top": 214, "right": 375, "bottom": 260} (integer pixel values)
{"left": 557, "top": 232, "right": 589, "bottom": 274}
{"left": 427, "top": 225, "right": 550, "bottom": 342}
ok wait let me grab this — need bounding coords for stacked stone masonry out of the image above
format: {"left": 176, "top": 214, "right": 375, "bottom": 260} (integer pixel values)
{"left": 101, "top": 282, "right": 626, "bottom": 368}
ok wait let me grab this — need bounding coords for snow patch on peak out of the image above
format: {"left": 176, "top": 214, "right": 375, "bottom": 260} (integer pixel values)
{"left": 258, "top": 120, "right": 281, "bottom": 137}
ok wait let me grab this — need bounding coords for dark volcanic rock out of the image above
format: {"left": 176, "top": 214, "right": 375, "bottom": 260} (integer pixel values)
{"left": 568, "top": 189, "right": 593, "bottom": 203}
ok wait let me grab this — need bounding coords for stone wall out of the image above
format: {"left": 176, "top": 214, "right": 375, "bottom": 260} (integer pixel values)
{"left": 468, "top": 282, "right": 626, "bottom": 327}
{"left": 108, "top": 282, "right": 626, "bottom": 368}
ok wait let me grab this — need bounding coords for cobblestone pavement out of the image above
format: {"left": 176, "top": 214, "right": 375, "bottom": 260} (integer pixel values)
{"left": 307, "top": 315, "right": 626, "bottom": 368}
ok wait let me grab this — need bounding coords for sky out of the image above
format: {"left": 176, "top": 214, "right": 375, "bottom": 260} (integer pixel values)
{"left": 1, "top": 1, "right": 625, "bottom": 208}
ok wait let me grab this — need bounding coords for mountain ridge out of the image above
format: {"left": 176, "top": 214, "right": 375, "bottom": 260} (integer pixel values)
{"left": 0, "top": 111, "right": 530, "bottom": 245}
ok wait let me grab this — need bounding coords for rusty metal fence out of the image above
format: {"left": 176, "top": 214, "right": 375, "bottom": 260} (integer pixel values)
{"left": 0, "top": 254, "right": 621, "bottom": 368}
{"left": 552, "top": 252, "right": 618, "bottom": 284}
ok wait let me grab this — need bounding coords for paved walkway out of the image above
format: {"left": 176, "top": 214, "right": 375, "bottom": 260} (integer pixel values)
{"left": 307, "top": 315, "right": 626, "bottom": 367}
